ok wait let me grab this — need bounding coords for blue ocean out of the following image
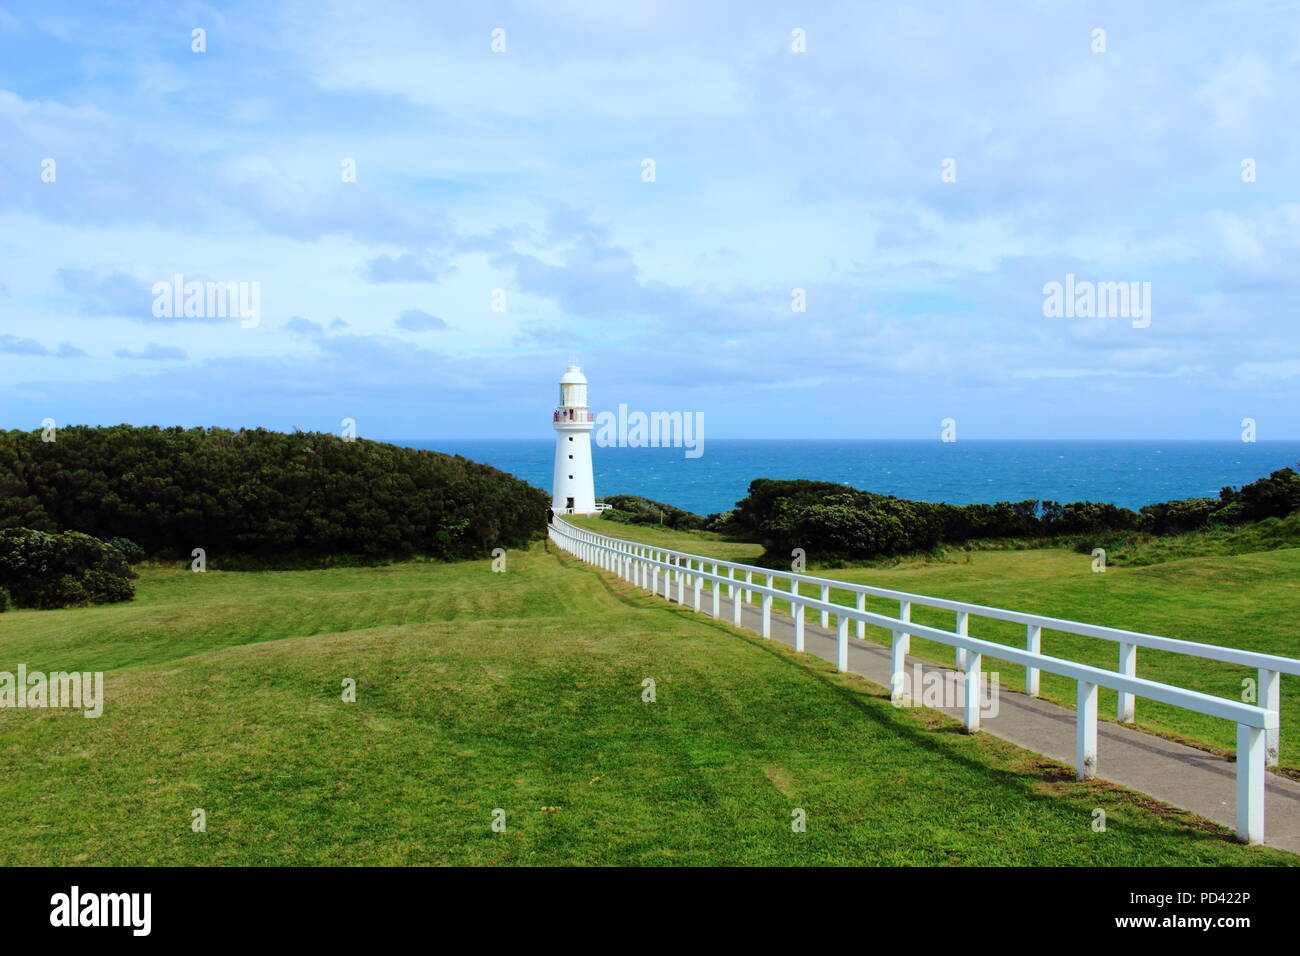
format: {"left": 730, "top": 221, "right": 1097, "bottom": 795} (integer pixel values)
{"left": 390, "top": 439, "right": 1300, "bottom": 517}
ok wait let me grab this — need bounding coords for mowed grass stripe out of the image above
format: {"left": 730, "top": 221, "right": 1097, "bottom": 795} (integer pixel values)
{"left": 0, "top": 553, "right": 575, "bottom": 673}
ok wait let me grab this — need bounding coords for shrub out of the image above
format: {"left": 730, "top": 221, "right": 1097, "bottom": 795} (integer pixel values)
{"left": 767, "top": 494, "right": 909, "bottom": 559}
{"left": 1041, "top": 500, "right": 1139, "bottom": 536}
{"left": 1219, "top": 468, "right": 1300, "bottom": 522}
{"left": 105, "top": 536, "right": 146, "bottom": 564}
{"left": 1138, "top": 497, "right": 1219, "bottom": 535}
{"left": 599, "top": 494, "right": 705, "bottom": 530}
{"left": 702, "top": 510, "right": 741, "bottom": 535}
{"left": 0, "top": 528, "right": 137, "bottom": 609}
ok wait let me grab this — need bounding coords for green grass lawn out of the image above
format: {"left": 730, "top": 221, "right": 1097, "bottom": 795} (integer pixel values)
{"left": 566, "top": 515, "right": 1300, "bottom": 772}
{"left": 0, "top": 539, "right": 1293, "bottom": 865}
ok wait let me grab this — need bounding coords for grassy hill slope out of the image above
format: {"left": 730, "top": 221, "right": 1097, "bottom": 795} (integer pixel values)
{"left": 0, "top": 542, "right": 1293, "bottom": 865}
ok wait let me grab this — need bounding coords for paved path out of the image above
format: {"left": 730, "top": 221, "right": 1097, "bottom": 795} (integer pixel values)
{"left": 635, "top": 573, "right": 1300, "bottom": 853}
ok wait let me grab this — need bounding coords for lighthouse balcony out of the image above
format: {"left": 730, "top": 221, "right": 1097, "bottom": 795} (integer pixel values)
{"left": 553, "top": 410, "right": 595, "bottom": 423}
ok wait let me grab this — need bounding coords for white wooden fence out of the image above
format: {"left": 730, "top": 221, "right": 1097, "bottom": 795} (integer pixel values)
{"left": 548, "top": 517, "right": 1299, "bottom": 845}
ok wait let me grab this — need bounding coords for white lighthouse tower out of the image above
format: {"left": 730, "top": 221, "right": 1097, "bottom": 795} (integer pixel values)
{"left": 551, "top": 364, "right": 597, "bottom": 514}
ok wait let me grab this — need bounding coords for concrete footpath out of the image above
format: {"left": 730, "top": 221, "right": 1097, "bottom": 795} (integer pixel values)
{"left": 643, "top": 575, "right": 1300, "bottom": 853}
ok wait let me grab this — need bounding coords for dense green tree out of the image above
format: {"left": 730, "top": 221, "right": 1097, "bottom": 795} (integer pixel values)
{"left": 0, "top": 426, "right": 548, "bottom": 565}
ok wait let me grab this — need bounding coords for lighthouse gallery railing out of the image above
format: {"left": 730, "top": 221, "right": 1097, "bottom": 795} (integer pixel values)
{"left": 548, "top": 516, "right": 1300, "bottom": 846}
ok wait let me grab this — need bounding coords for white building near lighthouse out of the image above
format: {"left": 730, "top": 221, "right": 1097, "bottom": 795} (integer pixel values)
{"left": 551, "top": 364, "right": 597, "bottom": 514}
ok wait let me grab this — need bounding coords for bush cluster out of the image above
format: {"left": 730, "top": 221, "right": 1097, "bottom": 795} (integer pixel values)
{"left": 598, "top": 494, "right": 708, "bottom": 530}
{"left": 0, "top": 528, "right": 136, "bottom": 610}
{"left": 731, "top": 468, "right": 1300, "bottom": 561}
{"left": 598, "top": 494, "right": 738, "bottom": 534}
{"left": 0, "top": 425, "right": 549, "bottom": 566}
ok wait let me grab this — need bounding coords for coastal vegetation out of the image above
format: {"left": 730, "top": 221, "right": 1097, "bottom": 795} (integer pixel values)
{"left": 597, "top": 494, "right": 726, "bottom": 531}
{"left": 0, "top": 528, "right": 136, "bottom": 611}
{"left": 600, "top": 468, "right": 1300, "bottom": 566}
{"left": 0, "top": 425, "right": 548, "bottom": 578}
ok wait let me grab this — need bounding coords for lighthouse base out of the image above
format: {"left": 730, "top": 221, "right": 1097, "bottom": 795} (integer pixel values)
{"left": 552, "top": 424, "right": 596, "bottom": 515}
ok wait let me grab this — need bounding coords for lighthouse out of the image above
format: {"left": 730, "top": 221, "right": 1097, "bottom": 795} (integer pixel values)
{"left": 551, "top": 364, "right": 597, "bottom": 514}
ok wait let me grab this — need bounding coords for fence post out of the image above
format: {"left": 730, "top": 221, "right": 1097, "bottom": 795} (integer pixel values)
{"left": 1259, "top": 668, "right": 1280, "bottom": 767}
{"left": 1076, "top": 680, "right": 1098, "bottom": 780}
{"left": 693, "top": 562, "right": 702, "bottom": 612}
{"left": 837, "top": 617, "right": 849, "bottom": 672}
{"left": 711, "top": 564, "right": 720, "bottom": 617}
{"left": 899, "top": 600, "right": 911, "bottom": 646}
{"left": 1117, "top": 643, "right": 1137, "bottom": 723}
{"left": 820, "top": 584, "right": 830, "bottom": 628}
{"left": 856, "top": 592, "right": 866, "bottom": 639}
{"left": 891, "top": 629, "right": 909, "bottom": 705}
{"left": 677, "top": 559, "right": 685, "bottom": 605}
{"left": 1236, "top": 723, "right": 1266, "bottom": 844}
{"left": 761, "top": 578, "right": 773, "bottom": 639}
{"left": 955, "top": 611, "right": 969, "bottom": 671}
{"left": 732, "top": 579, "right": 743, "bottom": 626}
{"left": 651, "top": 559, "right": 659, "bottom": 596}
{"left": 963, "top": 650, "right": 983, "bottom": 733}
{"left": 1025, "top": 625, "right": 1041, "bottom": 696}
{"left": 727, "top": 565, "right": 735, "bottom": 599}
{"left": 794, "top": 602, "right": 805, "bottom": 652}
{"left": 745, "top": 570, "right": 753, "bottom": 604}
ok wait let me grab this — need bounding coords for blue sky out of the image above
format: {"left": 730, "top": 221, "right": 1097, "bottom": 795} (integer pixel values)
{"left": 2, "top": 0, "right": 1298, "bottom": 440}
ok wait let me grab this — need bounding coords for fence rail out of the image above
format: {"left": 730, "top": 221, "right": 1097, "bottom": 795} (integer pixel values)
{"left": 548, "top": 517, "right": 1295, "bottom": 845}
